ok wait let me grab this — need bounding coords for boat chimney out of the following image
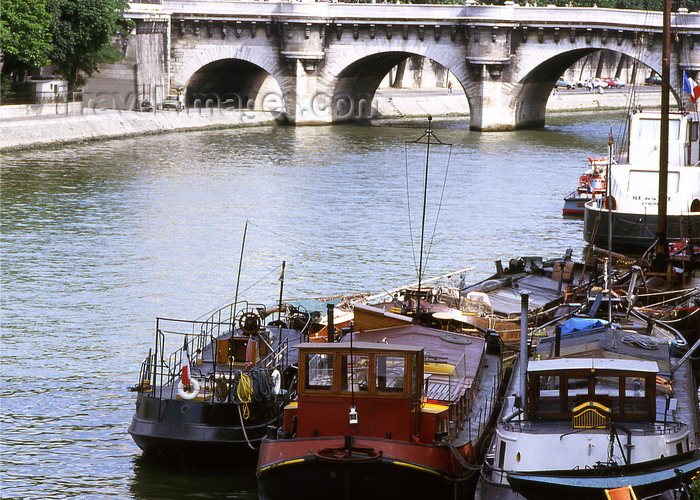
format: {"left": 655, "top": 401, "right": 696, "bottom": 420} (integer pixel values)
{"left": 520, "top": 292, "right": 530, "bottom": 412}
{"left": 327, "top": 303, "right": 335, "bottom": 343}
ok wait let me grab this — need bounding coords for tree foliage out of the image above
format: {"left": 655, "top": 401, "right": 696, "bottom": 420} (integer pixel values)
{"left": 1, "top": 0, "right": 53, "bottom": 75}
{"left": 47, "top": 0, "right": 129, "bottom": 90}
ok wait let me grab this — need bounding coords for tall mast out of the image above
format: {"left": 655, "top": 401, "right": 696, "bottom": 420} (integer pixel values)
{"left": 607, "top": 132, "right": 614, "bottom": 327}
{"left": 416, "top": 116, "right": 433, "bottom": 321}
{"left": 655, "top": 0, "right": 671, "bottom": 268}
{"left": 232, "top": 220, "right": 248, "bottom": 330}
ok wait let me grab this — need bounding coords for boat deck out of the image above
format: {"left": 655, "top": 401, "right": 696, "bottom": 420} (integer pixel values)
{"left": 482, "top": 272, "right": 587, "bottom": 317}
{"left": 144, "top": 326, "right": 306, "bottom": 399}
{"left": 456, "top": 352, "right": 503, "bottom": 448}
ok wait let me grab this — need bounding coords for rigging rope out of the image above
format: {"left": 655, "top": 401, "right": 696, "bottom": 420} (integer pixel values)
{"left": 423, "top": 145, "right": 454, "bottom": 276}
{"left": 403, "top": 128, "right": 454, "bottom": 283}
{"left": 238, "top": 403, "right": 255, "bottom": 450}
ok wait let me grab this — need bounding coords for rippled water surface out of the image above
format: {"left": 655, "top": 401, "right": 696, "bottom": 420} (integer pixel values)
{"left": 1, "top": 112, "right": 626, "bottom": 498}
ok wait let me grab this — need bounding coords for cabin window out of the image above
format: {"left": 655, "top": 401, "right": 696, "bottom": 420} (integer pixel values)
{"left": 534, "top": 375, "right": 560, "bottom": 414}
{"left": 305, "top": 353, "right": 334, "bottom": 391}
{"left": 690, "top": 122, "right": 698, "bottom": 142}
{"left": 340, "top": 354, "right": 369, "bottom": 393}
{"left": 670, "top": 119, "right": 681, "bottom": 141}
{"left": 376, "top": 355, "right": 405, "bottom": 393}
{"left": 594, "top": 375, "right": 620, "bottom": 413}
{"left": 622, "top": 377, "right": 648, "bottom": 415}
{"left": 566, "top": 377, "right": 589, "bottom": 411}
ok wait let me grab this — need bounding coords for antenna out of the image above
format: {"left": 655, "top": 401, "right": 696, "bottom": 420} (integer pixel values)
{"left": 278, "top": 260, "right": 286, "bottom": 345}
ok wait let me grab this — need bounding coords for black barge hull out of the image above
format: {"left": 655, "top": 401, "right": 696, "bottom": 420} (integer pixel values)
{"left": 129, "top": 392, "right": 281, "bottom": 461}
{"left": 583, "top": 204, "right": 700, "bottom": 253}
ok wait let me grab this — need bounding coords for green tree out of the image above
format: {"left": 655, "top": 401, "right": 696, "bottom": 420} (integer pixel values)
{"left": 47, "top": 0, "right": 129, "bottom": 91}
{"left": 1, "top": 0, "right": 53, "bottom": 77}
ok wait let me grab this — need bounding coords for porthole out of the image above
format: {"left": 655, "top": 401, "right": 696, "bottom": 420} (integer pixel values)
{"left": 516, "top": 452, "right": 521, "bottom": 462}
{"left": 181, "top": 404, "right": 190, "bottom": 414}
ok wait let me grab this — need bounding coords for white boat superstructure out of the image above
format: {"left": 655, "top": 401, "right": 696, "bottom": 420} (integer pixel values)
{"left": 583, "top": 111, "right": 700, "bottom": 252}
{"left": 611, "top": 110, "right": 700, "bottom": 215}
{"left": 477, "top": 357, "right": 698, "bottom": 500}
{"left": 626, "top": 110, "right": 699, "bottom": 168}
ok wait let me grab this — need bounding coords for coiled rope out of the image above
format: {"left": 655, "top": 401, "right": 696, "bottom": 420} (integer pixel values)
{"left": 251, "top": 370, "right": 273, "bottom": 401}
{"left": 237, "top": 372, "right": 253, "bottom": 420}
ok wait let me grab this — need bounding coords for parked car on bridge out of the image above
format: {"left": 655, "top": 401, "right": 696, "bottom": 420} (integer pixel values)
{"left": 645, "top": 75, "right": 662, "bottom": 85}
{"left": 601, "top": 77, "right": 624, "bottom": 88}
{"left": 556, "top": 78, "right": 575, "bottom": 89}
{"left": 579, "top": 78, "right": 609, "bottom": 90}
{"left": 589, "top": 78, "right": 610, "bottom": 89}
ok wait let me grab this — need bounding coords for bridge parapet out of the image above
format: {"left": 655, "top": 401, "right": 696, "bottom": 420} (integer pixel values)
{"left": 120, "top": 1, "right": 700, "bottom": 129}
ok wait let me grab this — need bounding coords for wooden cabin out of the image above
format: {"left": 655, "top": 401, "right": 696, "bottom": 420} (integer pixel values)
{"left": 526, "top": 358, "right": 658, "bottom": 423}
{"left": 283, "top": 342, "right": 451, "bottom": 444}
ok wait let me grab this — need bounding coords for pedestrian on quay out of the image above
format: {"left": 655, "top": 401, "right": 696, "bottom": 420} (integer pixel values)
{"left": 447, "top": 81, "right": 453, "bottom": 95}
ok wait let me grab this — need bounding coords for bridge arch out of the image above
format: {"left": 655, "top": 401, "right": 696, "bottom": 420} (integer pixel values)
{"left": 173, "top": 45, "right": 292, "bottom": 115}
{"left": 510, "top": 38, "right": 682, "bottom": 128}
{"left": 316, "top": 42, "right": 472, "bottom": 123}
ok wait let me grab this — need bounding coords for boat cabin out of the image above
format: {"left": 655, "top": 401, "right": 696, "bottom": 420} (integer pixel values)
{"left": 527, "top": 358, "right": 658, "bottom": 423}
{"left": 627, "top": 111, "right": 699, "bottom": 167}
{"left": 283, "top": 342, "right": 450, "bottom": 443}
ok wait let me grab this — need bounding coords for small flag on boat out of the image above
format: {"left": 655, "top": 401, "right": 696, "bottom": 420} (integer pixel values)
{"left": 181, "top": 340, "right": 192, "bottom": 387}
{"left": 682, "top": 71, "right": 700, "bottom": 103}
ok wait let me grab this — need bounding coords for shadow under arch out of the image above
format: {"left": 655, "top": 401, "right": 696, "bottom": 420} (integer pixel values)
{"left": 330, "top": 52, "right": 470, "bottom": 123}
{"left": 185, "top": 59, "right": 285, "bottom": 115}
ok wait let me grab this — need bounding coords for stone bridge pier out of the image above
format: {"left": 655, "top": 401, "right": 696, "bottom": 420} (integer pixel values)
{"left": 119, "top": 2, "right": 700, "bottom": 130}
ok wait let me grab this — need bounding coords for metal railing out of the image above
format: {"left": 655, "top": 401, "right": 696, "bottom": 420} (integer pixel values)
{"left": 136, "top": 299, "right": 308, "bottom": 397}
{"left": 1, "top": 91, "right": 82, "bottom": 105}
{"left": 501, "top": 419, "right": 687, "bottom": 435}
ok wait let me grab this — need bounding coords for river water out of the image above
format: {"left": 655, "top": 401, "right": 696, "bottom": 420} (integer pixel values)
{"left": 2, "top": 111, "right": 625, "bottom": 498}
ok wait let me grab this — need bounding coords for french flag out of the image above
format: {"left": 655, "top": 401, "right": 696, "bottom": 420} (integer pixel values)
{"left": 683, "top": 71, "right": 700, "bottom": 103}
{"left": 181, "top": 340, "right": 192, "bottom": 387}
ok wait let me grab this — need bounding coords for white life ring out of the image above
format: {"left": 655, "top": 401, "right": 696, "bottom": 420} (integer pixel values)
{"left": 271, "top": 369, "right": 281, "bottom": 397}
{"left": 177, "top": 378, "right": 200, "bottom": 400}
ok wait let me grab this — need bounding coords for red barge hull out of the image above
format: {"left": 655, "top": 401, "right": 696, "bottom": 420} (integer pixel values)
{"left": 257, "top": 435, "right": 477, "bottom": 500}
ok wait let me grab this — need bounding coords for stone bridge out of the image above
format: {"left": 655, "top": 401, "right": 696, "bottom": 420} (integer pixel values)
{"left": 121, "top": 0, "right": 700, "bottom": 130}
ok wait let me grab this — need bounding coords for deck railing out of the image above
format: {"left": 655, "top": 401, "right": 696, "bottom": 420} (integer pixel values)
{"left": 136, "top": 300, "right": 309, "bottom": 399}
{"left": 501, "top": 419, "right": 687, "bottom": 435}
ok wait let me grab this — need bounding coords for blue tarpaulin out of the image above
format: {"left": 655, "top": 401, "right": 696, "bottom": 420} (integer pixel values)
{"left": 559, "top": 317, "right": 608, "bottom": 336}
